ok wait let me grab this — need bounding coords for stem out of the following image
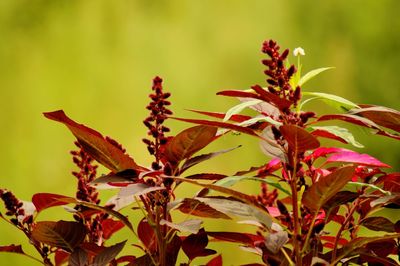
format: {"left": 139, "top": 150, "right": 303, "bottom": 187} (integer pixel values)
{"left": 331, "top": 200, "right": 358, "bottom": 262}
{"left": 301, "top": 212, "right": 318, "bottom": 254}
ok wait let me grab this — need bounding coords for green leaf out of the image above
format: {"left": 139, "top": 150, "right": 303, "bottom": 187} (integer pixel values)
{"left": 215, "top": 176, "right": 290, "bottom": 195}
{"left": 298, "top": 67, "right": 334, "bottom": 87}
{"left": 301, "top": 92, "right": 358, "bottom": 112}
{"left": 165, "top": 125, "right": 217, "bottom": 164}
{"left": 310, "top": 126, "right": 364, "bottom": 148}
{"left": 31, "top": 221, "right": 86, "bottom": 251}
{"left": 302, "top": 166, "right": 356, "bottom": 213}
{"left": 223, "top": 100, "right": 262, "bottom": 122}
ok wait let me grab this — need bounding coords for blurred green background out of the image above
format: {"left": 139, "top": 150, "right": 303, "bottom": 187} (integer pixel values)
{"left": 1, "top": 0, "right": 399, "bottom": 265}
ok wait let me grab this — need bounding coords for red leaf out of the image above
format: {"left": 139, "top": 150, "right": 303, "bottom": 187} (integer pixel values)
{"left": 311, "top": 129, "right": 348, "bottom": 144}
{"left": 178, "top": 198, "right": 231, "bottom": 219}
{"left": 44, "top": 110, "right": 143, "bottom": 172}
{"left": 55, "top": 249, "right": 70, "bottom": 266}
{"left": 137, "top": 219, "right": 157, "bottom": 252}
{"left": 280, "top": 125, "right": 320, "bottom": 153}
{"left": 31, "top": 221, "right": 86, "bottom": 251}
{"left": 171, "top": 117, "right": 260, "bottom": 137}
{"left": 251, "top": 85, "right": 292, "bottom": 110}
{"left": 327, "top": 151, "right": 390, "bottom": 168}
{"left": 302, "top": 166, "right": 356, "bottom": 212}
{"left": 206, "top": 254, "right": 223, "bottom": 266}
{"left": 32, "top": 193, "right": 75, "bottom": 213}
{"left": 309, "top": 147, "right": 350, "bottom": 160}
{"left": 382, "top": 173, "right": 400, "bottom": 193}
{"left": 0, "top": 244, "right": 25, "bottom": 255}
{"left": 207, "top": 231, "right": 263, "bottom": 246}
{"left": 69, "top": 248, "right": 88, "bottom": 266}
{"left": 350, "top": 105, "right": 400, "bottom": 132}
{"left": 165, "top": 125, "right": 217, "bottom": 164}
{"left": 101, "top": 219, "right": 125, "bottom": 240}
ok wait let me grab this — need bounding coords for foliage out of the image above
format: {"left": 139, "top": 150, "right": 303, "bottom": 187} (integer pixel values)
{"left": 1, "top": 40, "right": 400, "bottom": 266}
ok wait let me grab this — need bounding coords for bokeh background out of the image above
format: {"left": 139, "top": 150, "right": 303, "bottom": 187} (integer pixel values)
{"left": 1, "top": 0, "right": 399, "bottom": 265}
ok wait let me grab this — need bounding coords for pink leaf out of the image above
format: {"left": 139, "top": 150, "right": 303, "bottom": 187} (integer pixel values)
{"left": 327, "top": 151, "right": 390, "bottom": 168}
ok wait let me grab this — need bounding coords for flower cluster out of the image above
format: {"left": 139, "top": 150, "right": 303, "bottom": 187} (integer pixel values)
{"left": 261, "top": 39, "right": 300, "bottom": 107}
{"left": 0, "top": 189, "right": 30, "bottom": 226}
{"left": 142, "top": 76, "right": 172, "bottom": 170}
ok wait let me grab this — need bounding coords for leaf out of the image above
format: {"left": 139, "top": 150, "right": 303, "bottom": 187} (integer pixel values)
{"left": 195, "top": 197, "right": 272, "bottom": 228}
{"left": 118, "top": 183, "right": 165, "bottom": 198}
{"left": 182, "top": 229, "right": 216, "bottom": 260}
{"left": 137, "top": 219, "right": 157, "bottom": 252}
{"left": 170, "top": 176, "right": 274, "bottom": 228}
{"left": 311, "top": 126, "right": 364, "bottom": 148}
{"left": 102, "top": 219, "right": 125, "bottom": 239}
{"left": 181, "top": 146, "right": 241, "bottom": 173}
{"left": 223, "top": 99, "right": 262, "bottom": 121}
{"left": 90, "top": 169, "right": 138, "bottom": 189}
{"left": 350, "top": 105, "right": 400, "bottom": 132}
{"left": 302, "top": 166, "right": 356, "bottom": 212}
{"left": 187, "top": 109, "right": 251, "bottom": 123}
{"left": 298, "top": 67, "right": 334, "bottom": 87}
{"left": 69, "top": 248, "right": 88, "bottom": 266}
{"left": 214, "top": 176, "right": 290, "bottom": 195}
{"left": 302, "top": 91, "right": 357, "bottom": 112}
{"left": 259, "top": 127, "right": 287, "bottom": 162}
{"left": 327, "top": 151, "right": 390, "bottom": 168}
{"left": 171, "top": 117, "right": 260, "bottom": 137}
{"left": 165, "top": 125, "right": 217, "bottom": 164}
{"left": 55, "top": 249, "right": 70, "bottom": 266}
{"left": 361, "top": 217, "right": 395, "bottom": 232}
{"left": 160, "top": 219, "right": 203, "bottom": 234}
{"left": 184, "top": 173, "right": 227, "bottom": 180}
{"left": 207, "top": 231, "right": 264, "bottom": 246}
{"left": 43, "top": 110, "right": 142, "bottom": 172}
{"left": 0, "top": 245, "right": 25, "bottom": 255}
{"left": 265, "top": 230, "right": 289, "bottom": 254}
{"left": 250, "top": 85, "right": 293, "bottom": 110}
{"left": 177, "top": 198, "right": 231, "bottom": 219}
{"left": 32, "top": 193, "right": 75, "bottom": 213}
{"left": 331, "top": 234, "right": 400, "bottom": 264}
{"left": 92, "top": 241, "right": 126, "bottom": 266}
{"left": 323, "top": 191, "right": 358, "bottom": 211}
{"left": 31, "top": 221, "right": 86, "bottom": 251}
{"left": 280, "top": 124, "right": 320, "bottom": 153}
{"left": 206, "top": 254, "right": 223, "bottom": 266}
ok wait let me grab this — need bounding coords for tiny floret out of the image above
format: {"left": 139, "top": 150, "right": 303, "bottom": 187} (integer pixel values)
{"left": 293, "top": 47, "right": 305, "bottom": 56}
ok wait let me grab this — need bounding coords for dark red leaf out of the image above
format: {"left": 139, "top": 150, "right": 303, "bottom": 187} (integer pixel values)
{"left": 31, "top": 221, "right": 86, "bottom": 251}
{"left": 0, "top": 245, "right": 25, "bottom": 255}
{"left": 361, "top": 217, "right": 395, "bottom": 232}
{"left": 365, "top": 239, "right": 397, "bottom": 257}
{"left": 280, "top": 125, "right": 320, "bottom": 153}
{"left": 182, "top": 228, "right": 210, "bottom": 260}
{"left": 350, "top": 105, "right": 400, "bottom": 132}
{"left": 44, "top": 110, "right": 143, "bottom": 172}
{"left": 180, "top": 146, "right": 240, "bottom": 173}
{"left": 165, "top": 125, "right": 217, "bottom": 164}
{"left": 32, "top": 193, "right": 75, "bottom": 213}
{"left": 92, "top": 241, "right": 126, "bottom": 266}
{"left": 381, "top": 173, "right": 400, "bottom": 193}
{"left": 137, "top": 218, "right": 157, "bottom": 252}
{"left": 166, "top": 234, "right": 182, "bottom": 266}
{"left": 69, "top": 248, "right": 88, "bottom": 266}
{"left": 251, "top": 85, "right": 292, "bottom": 110}
{"left": 206, "top": 254, "right": 223, "bottom": 266}
{"left": 115, "top": 256, "right": 136, "bottom": 264}
{"left": 207, "top": 232, "right": 264, "bottom": 246}
{"left": 302, "top": 166, "right": 356, "bottom": 212}
{"left": 324, "top": 191, "right": 358, "bottom": 211}
{"left": 101, "top": 219, "right": 125, "bottom": 239}
{"left": 177, "top": 198, "right": 231, "bottom": 219}
{"left": 187, "top": 109, "right": 251, "bottom": 123}
{"left": 184, "top": 173, "right": 227, "bottom": 180}
{"left": 171, "top": 117, "right": 260, "bottom": 137}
